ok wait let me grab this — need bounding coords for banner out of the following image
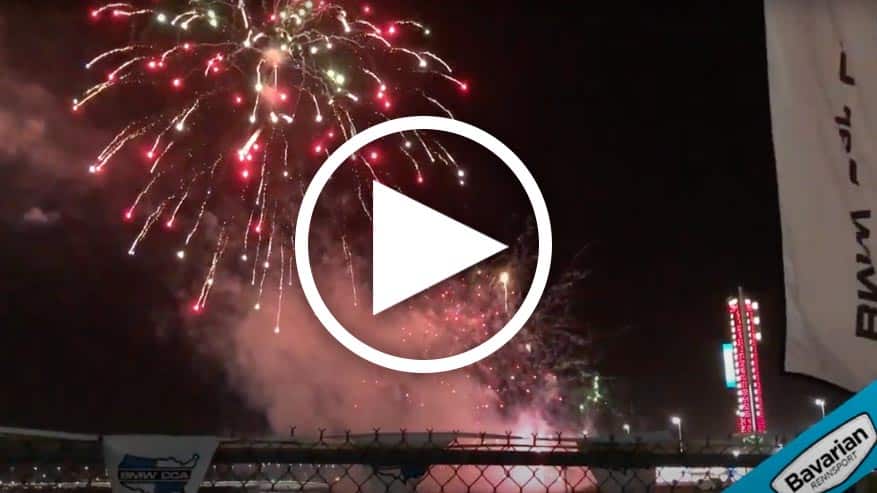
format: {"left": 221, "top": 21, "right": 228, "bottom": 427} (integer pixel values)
{"left": 727, "top": 381, "right": 877, "bottom": 493}
{"left": 766, "top": 0, "right": 877, "bottom": 391}
{"left": 102, "top": 435, "right": 218, "bottom": 493}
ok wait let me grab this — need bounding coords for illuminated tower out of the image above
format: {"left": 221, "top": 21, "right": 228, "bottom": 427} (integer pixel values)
{"left": 725, "top": 287, "right": 767, "bottom": 435}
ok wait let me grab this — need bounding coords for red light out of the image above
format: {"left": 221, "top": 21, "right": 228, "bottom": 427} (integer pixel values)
{"left": 192, "top": 303, "right": 201, "bottom": 313}
{"left": 241, "top": 169, "right": 250, "bottom": 179}
{"left": 314, "top": 144, "right": 323, "bottom": 153}
{"left": 328, "top": 131, "right": 335, "bottom": 138}
{"left": 255, "top": 224, "right": 262, "bottom": 234}
{"left": 146, "top": 151, "right": 154, "bottom": 159}
{"left": 147, "top": 60, "right": 157, "bottom": 70}
{"left": 165, "top": 220, "right": 174, "bottom": 229}
{"left": 112, "top": 9, "right": 122, "bottom": 17}
{"left": 270, "top": 14, "right": 277, "bottom": 21}
{"left": 234, "top": 95, "right": 243, "bottom": 105}
{"left": 279, "top": 92, "right": 288, "bottom": 102}
{"left": 124, "top": 210, "right": 133, "bottom": 221}
{"left": 183, "top": 43, "right": 192, "bottom": 51}
{"left": 246, "top": 154, "right": 253, "bottom": 161}
{"left": 460, "top": 82, "right": 469, "bottom": 92}
{"left": 107, "top": 73, "right": 115, "bottom": 81}
{"left": 172, "top": 78, "right": 183, "bottom": 88}
{"left": 387, "top": 25, "right": 397, "bottom": 35}
{"left": 369, "top": 151, "right": 379, "bottom": 160}
{"left": 362, "top": 4, "right": 372, "bottom": 14}
{"left": 253, "top": 143, "right": 260, "bottom": 151}
{"left": 90, "top": 10, "right": 99, "bottom": 18}
{"left": 383, "top": 100, "right": 392, "bottom": 109}
{"left": 417, "top": 176, "right": 424, "bottom": 184}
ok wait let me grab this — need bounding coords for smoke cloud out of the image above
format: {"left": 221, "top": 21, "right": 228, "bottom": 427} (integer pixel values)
{"left": 0, "top": 15, "right": 106, "bottom": 226}
{"left": 210, "top": 240, "right": 531, "bottom": 433}
{"left": 21, "top": 206, "right": 60, "bottom": 226}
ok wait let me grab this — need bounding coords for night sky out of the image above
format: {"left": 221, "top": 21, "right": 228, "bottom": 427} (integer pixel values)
{"left": 0, "top": 2, "right": 852, "bottom": 438}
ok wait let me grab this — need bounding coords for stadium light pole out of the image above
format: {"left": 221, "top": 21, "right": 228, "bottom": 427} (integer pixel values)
{"left": 670, "top": 416, "right": 683, "bottom": 452}
{"left": 814, "top": 398, "right": 826, "bottom": 419}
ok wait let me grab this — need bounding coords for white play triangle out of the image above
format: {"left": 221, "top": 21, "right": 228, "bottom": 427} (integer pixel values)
{"left": 372, "top": 181, "right": 507, "bottom": 314}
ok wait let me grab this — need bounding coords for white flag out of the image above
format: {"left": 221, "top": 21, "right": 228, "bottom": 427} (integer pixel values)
{"left": 766, "top": 0, "right": 877, "bottom": 391}
{"left": 103, "top": 435, "right": 218, "bottom": 493}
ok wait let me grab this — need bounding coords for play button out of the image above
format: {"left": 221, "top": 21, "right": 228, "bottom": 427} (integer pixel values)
{"left": 372, "top": 181, "right": 507, "bottom": 315}
{"left": 295, "top": 116, "right": 551, "bottom": 373}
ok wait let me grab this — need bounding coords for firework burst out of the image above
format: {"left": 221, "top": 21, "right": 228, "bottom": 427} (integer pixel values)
{"left": 78, "top": 0, "right": 469, "bottom": 321}
{"left": 79, "top": 2, "right": 598, "bottom": 429}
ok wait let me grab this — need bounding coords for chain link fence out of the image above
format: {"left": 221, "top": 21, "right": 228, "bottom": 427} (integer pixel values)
{"left": 1, "top": 429, "right": 874, "bottom": 492}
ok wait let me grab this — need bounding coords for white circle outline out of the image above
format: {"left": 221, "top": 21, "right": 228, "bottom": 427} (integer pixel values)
{"left": 295, "top": 116, "right": 552, "bottom": 374}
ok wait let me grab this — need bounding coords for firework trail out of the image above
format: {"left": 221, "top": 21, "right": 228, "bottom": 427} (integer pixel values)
{"left": 78, "top": 0, "right": 469, "bottom": 319}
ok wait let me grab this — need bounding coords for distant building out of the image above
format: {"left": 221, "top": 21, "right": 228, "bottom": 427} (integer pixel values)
{"left": 725, "top": 288, "right": 767, "bottom": 435}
